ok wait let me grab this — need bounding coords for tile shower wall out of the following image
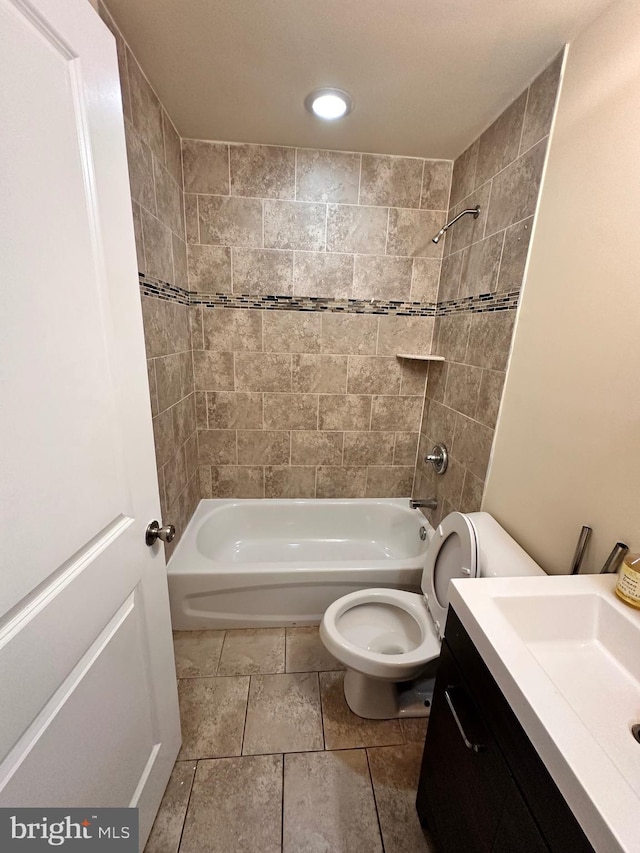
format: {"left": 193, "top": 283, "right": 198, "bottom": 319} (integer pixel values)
{"left": 413, "top": 54, "right": 563, "bottom": 523}
{"left": 99, "top": 2, "right": 198, "bottom": 552}
{"left": 184, "top": 142, "right": 452, "bottom": 497}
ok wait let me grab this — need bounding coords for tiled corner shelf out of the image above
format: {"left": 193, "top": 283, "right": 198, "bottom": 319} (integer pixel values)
{"left": 396, "top": 353, "right": 446, "bottom": 362}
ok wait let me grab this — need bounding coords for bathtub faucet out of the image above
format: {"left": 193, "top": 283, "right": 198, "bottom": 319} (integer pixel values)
{"left": 409, "top": 498, "right": 438, "bottom": 510}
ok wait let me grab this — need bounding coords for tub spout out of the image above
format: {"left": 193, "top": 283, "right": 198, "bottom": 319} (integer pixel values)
{"left": 409, "top": 498, "right": 438, "bottom": 510}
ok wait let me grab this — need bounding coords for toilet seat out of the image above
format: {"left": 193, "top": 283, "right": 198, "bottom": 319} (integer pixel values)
{"left": 422, "top": 511, "right": 478, "bottom": 638}
{"left": 320, "top": 588, "right": 441, "bottom": 681}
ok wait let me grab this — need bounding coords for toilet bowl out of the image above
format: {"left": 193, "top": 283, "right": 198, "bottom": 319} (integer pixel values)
{"left": 320, "top": 511, "right": 543, "bottom": 720}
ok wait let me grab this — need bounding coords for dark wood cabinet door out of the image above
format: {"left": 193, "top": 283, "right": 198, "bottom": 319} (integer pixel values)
{"left": 493, "top": 779, "right": 550, "bottom": 853}
{"left": 416, "top": 641, "right": 510, "bottom": 853}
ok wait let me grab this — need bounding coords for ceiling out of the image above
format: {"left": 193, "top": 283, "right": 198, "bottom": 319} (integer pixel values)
{"left": 104, "top": 0, "right": 614, "bottom": 159}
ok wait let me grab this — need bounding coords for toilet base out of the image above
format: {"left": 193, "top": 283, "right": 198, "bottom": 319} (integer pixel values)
{"left": 343, "top": 667, "right": 435, "bottom": 720}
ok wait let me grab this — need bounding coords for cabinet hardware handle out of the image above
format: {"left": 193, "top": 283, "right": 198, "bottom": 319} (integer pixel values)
{"left": 444, "top": 688, "right": 485, "bottom": 753}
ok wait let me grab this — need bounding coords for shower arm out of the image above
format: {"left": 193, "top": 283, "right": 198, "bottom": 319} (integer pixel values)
{"left": 432, "top": 205, "right": 480, "bottom": 244}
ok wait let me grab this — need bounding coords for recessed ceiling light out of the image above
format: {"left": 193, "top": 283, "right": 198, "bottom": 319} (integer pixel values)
{"left": 304, "top": 88, "right": 353, "bottom": 120}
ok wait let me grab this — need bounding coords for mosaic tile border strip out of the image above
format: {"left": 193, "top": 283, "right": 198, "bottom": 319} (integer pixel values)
{"left": 139, "top": 275, "right": 519, "bottom": 316}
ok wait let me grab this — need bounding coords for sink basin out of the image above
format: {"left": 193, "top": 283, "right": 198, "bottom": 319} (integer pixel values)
{"left": 448, "top": 574, "right": 640, "bottom": 853}
{"left": 495, "top": 592, "right": 640, "bottom": 796}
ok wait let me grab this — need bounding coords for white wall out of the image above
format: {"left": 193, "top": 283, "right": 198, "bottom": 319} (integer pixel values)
{"left": 484, "top": 0, "right": 640, "bottom": 574}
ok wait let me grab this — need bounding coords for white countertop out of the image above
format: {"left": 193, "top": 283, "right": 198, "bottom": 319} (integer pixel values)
{"left": 449, "top": 573, "right": 640, "bottom": 853}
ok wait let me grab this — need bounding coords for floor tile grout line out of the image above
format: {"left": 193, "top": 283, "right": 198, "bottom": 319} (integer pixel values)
{"left": 316, "top": 670, "right": 326, "bottom": 751}
{"left": 240, "top": 674, "right": 252, "bottom": 757}
{"left": 175, "top": 760, "right": 198, "bottom": 853}
{"left": 365, "top": 747, "right": 387, "bottom": 853}
{"left": 280, "top": 752, "right": 285, "bottom": 853}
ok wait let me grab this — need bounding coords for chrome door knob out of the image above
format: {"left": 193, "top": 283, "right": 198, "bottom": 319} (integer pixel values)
{"left": 145, "top": 520, "right": 176, "bottom": 546}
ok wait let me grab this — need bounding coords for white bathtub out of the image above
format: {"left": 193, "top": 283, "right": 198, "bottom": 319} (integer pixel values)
{"left": 167, "top": 498, "right": 432, "bottom": 629}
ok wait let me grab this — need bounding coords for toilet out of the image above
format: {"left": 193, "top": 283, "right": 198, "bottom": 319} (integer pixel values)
{"left": 320, "top": 511, "right": 543, "bottom": 719}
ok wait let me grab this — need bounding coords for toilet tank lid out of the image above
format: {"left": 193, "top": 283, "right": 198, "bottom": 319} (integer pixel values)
{"left": 466, "top": 512, "right": 544, "bottom": 577}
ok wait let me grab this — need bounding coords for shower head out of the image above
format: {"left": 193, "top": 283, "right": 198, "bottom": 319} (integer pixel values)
{"left": 431, "top": 206, "right": 480, "bottom": 244}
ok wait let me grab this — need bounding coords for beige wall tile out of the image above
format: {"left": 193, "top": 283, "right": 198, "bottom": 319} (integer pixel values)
{"left": 233, "top": 248, "right": 293, "bottom": 296}
{"left": 165, "top": 302, "right": 191, "bottom": 353}
{"left": 199, "top": 195, "right": 263, "bottom": 247}
{"left": 131, "top": 201, "right": 145, "bottom": 272}
{"left": 283, "top": 750, "right": 383, "bottom": 853}
{"left": 198, "top": 429, "right": 237, "bottom": 465}
{"left": 386, "top": 208, "right": 444, "bottom": 258}
{"left": 208, "top": 391, "right": 263, "bottom": 429}
{"left": 460, "top": 470, "right": 484, "bottom": 513}
{"left": 496, "top": 217, "right": 532, "bottom": 292}
{"left": 444, "top": 362, "right": 483, "bottom": 418}
{"left": 193, "top": 350, "right": 235, "bottom": 391}
{"left": 366, "top": 466, "right": 414, "bottom": 497}
{"left": 199, "top": 464, "right": 212, "bottom": 497}
{"left": 437, "top": 252, "right": 463, "bottom": 302}
{"left": 127, "top": 49, "right": 164, "bottom": 161}
{"left": 203, "top": 308, "right": 262, "bottom": 352}
{"left": 124, "top": 122, "right": 155, "bottom": 214}
{"left": 485, "top": 138, "right": 547, "bottom": 234}
{"left": 410, "top": 258, "right": 440, "bottom": 303}
{"left": 352, "top": 256, "right": 413, "bottom": 301}
{"left": 326, "top": 204, "right": 388, "bottom": 254}
{"left": 187, "top": 245, "right": 232, "bottom": 292}
{"left": 316, "top": 466, "right": 367, "bottom": 498}
{"left": 237, "top": 430, "right": 290, "bottom": 464}
{"left": 189, "top": 306, "right": 204, "bottom": 350}
{"left": 343, "top": 432, "right": 394, "bottom": 466}
{"left": 180, "top": 755, "right": 281, "bottom": 853}
{"left": 147, "top": 360, "right": 158, "bottom": 417}
{"left": 172, "top": 235, "right": 188, "bottom": 289}
{"left": 321, "top": 314, "right": 378, "bottom": 355}
{"left": 263, "top": 200, "right": 326, "bottom": 251}
{"left": 162, "top": 112, "right": 182, "bottom": 185}
{"left": 459, "top": 231, "right": 504, "bottom": 297}
{"left": 318, "top": 395, "right": 372, "bottom": 431}
{"left": 292, "top": 354, "right": 348, "bottom": 393}
{"left": 475, "top": 92, "right": 527, "bottom": 189}
{"left": 173, "top": 393, "right": 196, "bottom": 447}
{"left": 423, "top": 400, "right": 457, "bottom": 449}
{"left": 425, "top": 358, "right": 446, "bottom": 403}
{"left": 376, "top": 315, "right": 433, "bottom": 356}
{"left": 230, "top": 144, "right": 295, "bottom": 199}
{"left": 264, "top": 393, "right": 318, "bottom": 430}
{"left": 436, "top": 314, "right": 471, "bottom": 363}
{"left": 370, "top": 395, "right": 423, "bottom": 431}
{"left": 399, "top": 361, "right": 429, "bottom": 396}
{"left": 421, "top": 160, "right": 453, "bottom": 210}
{"left": 264, "top": 466, "right": 316, "bottom": 498}
{"left": 182, "top": 140, "right": 229, "bottom": 194}
{"left": 347, "top": 356, "right": 402, "bottom": 395}
{"left": 291, "top": 431, "right": 343, "bottom": 465}
{"left": 450, "top": 139, "right": 479, "bottom": 207}
{"left": 263, "top": 311, "right": 321, "bottom": 353}
{"left": 211, "top": 466, "right": 265, "bottom": 498}
{"left": 475, "top": 369, "right": 506, "bottom": 428}
{"left": 184, "top": 194, "right": 199, "bottom": 243}
{"left": 447, "top": 182, "right": 491, "bottom": 254}
{"left": 154, "top": 157, "right": 183, "bottom": 236}
{"left": 393, "top": 432, "right": 419, "bottom": 466}
{"left": 141, "top": 208, "right": 173, "bottom": 282}
{"left": 296, "top": 149, "right": 360, "bottom": 203}
{"left": 155, "top": 351, "right": 192, "bottom": 411}
{"left": 452, "top": 414, "right": 494, "bottom": 480}
{"left": 164, "top": 446, "right": 188, "bottom": 508}
{"left": 141, "top": 296, "right": 169, "bottom": 358}
{"left": 465, "top": 311, "right": 516, "bottom": 370}
{"left": 359, "top": 154, "right": 423, "bottom": 208}
{"left": 293, "top": 252, "right": 353, "bottom": 298}
{"left": 152, "top": 408, "right": 174, "bottom": 469}
{"left": 235, "top": 352, "right": 292, "bottom": 391}
{"left": 520, "top": 53, "right": 563, "bottom": 154}
{"left": 195, "top": 391, "right": 208, "bottom": 428}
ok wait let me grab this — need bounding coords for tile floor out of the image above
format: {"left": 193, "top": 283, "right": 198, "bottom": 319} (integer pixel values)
{"left": 145, "top": 626, "right": 435, "bottom": 853}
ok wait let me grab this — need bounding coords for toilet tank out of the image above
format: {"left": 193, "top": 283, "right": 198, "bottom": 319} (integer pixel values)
{"left": 467, "top": 513, "right": 544, "bottom": 578}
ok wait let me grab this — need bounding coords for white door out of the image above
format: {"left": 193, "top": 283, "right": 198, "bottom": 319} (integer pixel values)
{"left": 0, "top": 0, "right": 180, "bottom": 845}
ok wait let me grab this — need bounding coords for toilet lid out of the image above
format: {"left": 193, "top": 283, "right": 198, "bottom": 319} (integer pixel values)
{"left": 421, "top": 512, "right": 478, "bottom": 638}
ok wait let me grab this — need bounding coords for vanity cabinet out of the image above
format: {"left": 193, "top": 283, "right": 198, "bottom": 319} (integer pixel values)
{"left": 416, "top": 609, "right": 594, "bottom": 853}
